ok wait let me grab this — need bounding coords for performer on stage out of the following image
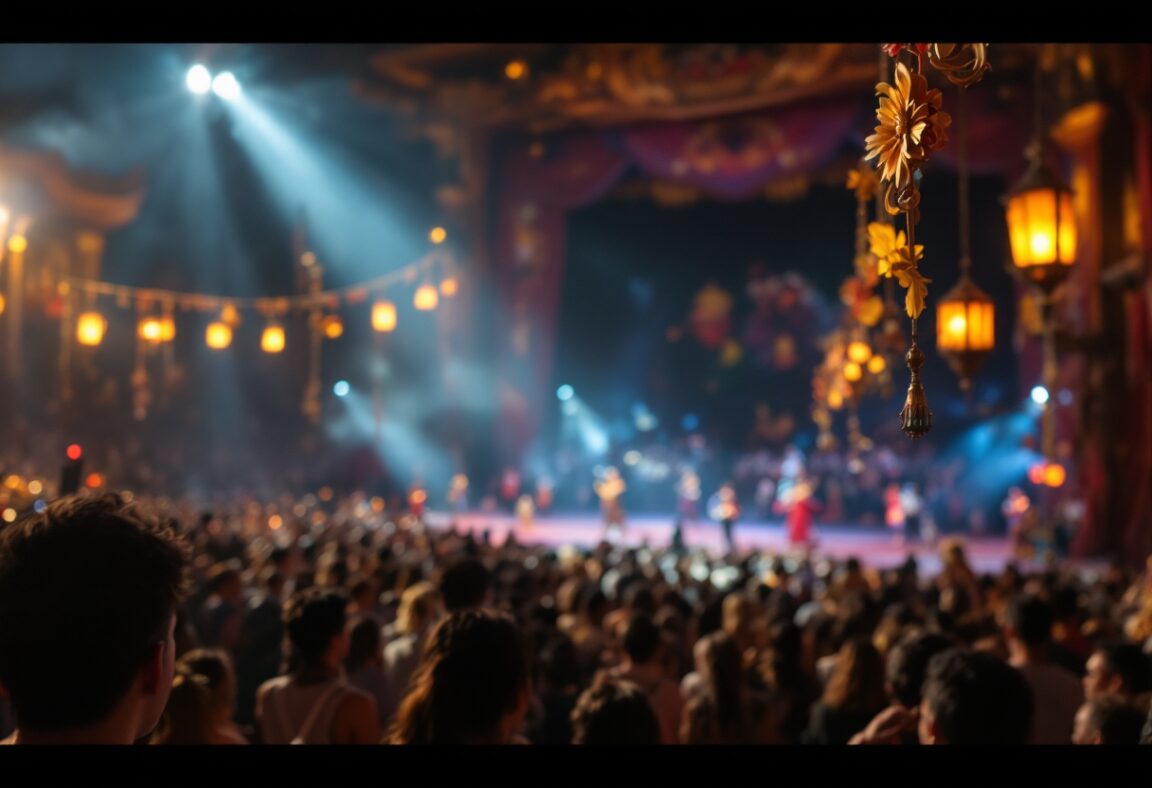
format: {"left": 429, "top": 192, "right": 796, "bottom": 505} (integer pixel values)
{"left": 899, "top": 482, "right": 924, "bottom": 545}
{"left": 447, "top": 473, "right": 469, "bottom": 512}
{"left": 884, "top": 482, "right": 904, "bottom": 543}
{"left": 784, "top": 477, "right": 821, "bottom": 549}
{"left": 408, "top": 484, "right": 428, "bottom": 521}
{"left": 499, "top": 467, "right": 521, "bottom": 512}
{"left": 677, "top": 469, "right": 702, "bottom": 523}
{"left": 594, "top": 466, "right": 627, "bottom": 536}
{"left": 1001, "top": 486, "right": 1033, "bottom": 560}
{"left": 535, "top": 477, "right": 554, "bottom": 515}
{"left": 708, "top": 482, "right": 741, "bottom": 553}
{"left": 516, "top": 494, "right": 536, "bottom": 533}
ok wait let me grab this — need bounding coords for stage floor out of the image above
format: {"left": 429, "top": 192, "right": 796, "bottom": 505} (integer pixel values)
{"left": 425, "top": 511, "right": 1106, "bottom": 577}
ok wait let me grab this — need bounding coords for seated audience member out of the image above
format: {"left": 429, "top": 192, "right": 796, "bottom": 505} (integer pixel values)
{"left": 595, "top": 614, "right": 682, "bottom": 744}
{"left": 0, "top": 494, "right": 189, "bottom": 745}
{"left": 255, "top": 589, "right": 379, "bottom": 744}
{"left": 1072, "top": 694, "right": 1145, "bottom": 745}
{"left": 571, "top": 678, "right": 661, "bottom": 745}
{"left": 388, "top": 609, "right": 532, "bottom": 744}
{"left": 918, "top": 649, "right": 1034, "bottom": 745}
{"left": 178, "top": 649, "right": 248, "bottom": 744}
{"left": 1005, "top": 595, "right": 1084, "bottom": 743}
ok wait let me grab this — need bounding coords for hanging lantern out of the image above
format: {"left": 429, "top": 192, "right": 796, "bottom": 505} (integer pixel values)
{"left": 138, "top": 317, "right": 164, "bottom": 343}
{"left": 76, "top": 312, "right": 107, "bottom": 346}
{"left": 847, "top": 340, "right": 872, "bottom": 365}
{"left": 867, "top": 355, "right": 886, "bottom": 374}
{"left": 936, "top": 274, "right": 995, "bottom": 390}
{"left": 1004, "top": 155, "right": 1077, "bottom": 293}
{"left": 205, "top": 321, "right": 233, "bottom": 349}
{"left": 372, "top": 300, "right": 397, "bottom": 333}
{"left": 414, "top": 284, "right": 439, "bottom": 311}
{"left": 843, "top": 362, "right": 863, "bottom": 382}
{"left": 321, "top": 314, "right": 344, "bottom": 339}
{"left": 439, "top": 276, "right": 459, "bottom": 298}
{"left": 159, "top": 315, "right": 176, "bottom": 342}
{"left": 0, "top": 292, "right": 7, "bottom": 315}
{"left": 261, "top": 322, "right": 285, "bottom": 353}
{"left": 7, "top": 235, "right": 27, "bottom": 254}
{"left": 429, "top": 226, "right": 448, "bottom": 245}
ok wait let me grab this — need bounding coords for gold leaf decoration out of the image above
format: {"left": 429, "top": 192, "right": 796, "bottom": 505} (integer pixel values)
{"left": 864, "top": 62, "right": 951, "bottom": 189}
{"left": 929, "top": 43, "right": 990, "bottom": 87}
{"left": 846, "top": 166, "right": 879, "bottom": 202}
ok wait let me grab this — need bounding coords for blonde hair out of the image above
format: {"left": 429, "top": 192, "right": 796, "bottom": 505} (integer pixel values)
{"left": 398, "top": 581, "right": 442, "bottom": 635}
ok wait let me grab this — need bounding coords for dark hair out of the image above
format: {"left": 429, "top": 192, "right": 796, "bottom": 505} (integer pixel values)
{"left": 922, "top": 648, "right": 1033, "bottom": 744}
{"left": 886, "top": 631, "right": 954, "bottom": 708}
{"left": 539, "top": 636, "right": 581, "bottom": 691}
{"left": 438, "top": 557, "right": 491, "bottom": 613}
{"left": 696, "top": 631, "right": 744, "bottom": 741}
{"left": 345, "top": 615, "right": 383, "bottom": 672}
{"left": 0, "top": 493, "right": 189, "bottom": 731}
{"left": 1096, "top": 643, "right": 1152, "bottom": 696}
{"left": 1080, "top": 695, "right": 1145, "bottom": 744}
{"left": 153, "top": 673, "right": 215, "bottom": 745}
{"left": 623, "top": 614, "right": 661, "bottom": 664}
{"left": 390, "top": 610, "right": 529, "bottom": 744}
{"left": 284, "top": 588, "right": 348, "bottom": 666}
{"left": 823, "top": 637, "right": 887, "bottom": 714}
{"left": 571, "top": 678, "right": 661, "bottom": 744}
{"left": 178, "top": 649, "right": 232, "bottom": 708}
{"left": 1006, "top": 595, "right": 1054, "bottom": 647}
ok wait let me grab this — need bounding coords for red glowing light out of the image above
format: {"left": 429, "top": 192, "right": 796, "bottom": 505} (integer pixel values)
{"left": 66, "top": 444, "right": 83, "bottom": 461}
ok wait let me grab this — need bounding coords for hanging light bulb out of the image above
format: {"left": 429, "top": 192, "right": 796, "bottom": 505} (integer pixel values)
{"left": 321, "top": 314, "right": 344, "bottom": 339}
{"left": 843, "top": 362, "right": 863, "bottom": 382}
{"left": 138, "top": 317, "right": 164, "bottom": 343}
{"left": 867, "top": 354, "right": 886, "bottom": 374}
{"left": 159, "top": 315, "right": 176, "bottom": 342}
{"left": 439, "top": 276, "right": 459, "bottom": 298}
{"left": 372, "top": 300, "right": 397, "bottom": 332}
{"left": 221, "top": 303, "right": 241, "bottom": 327}
{"left": 205, "top": 321, "right": 233, "bottom": 349}
{"left": 414, "top": 284, "right": 439, "bottom": 311}
{"left": 76, "top": 312, "right": 107, "bottom": 346}
{"left": 261, "top": 322, "right": 285, "bottom": 353}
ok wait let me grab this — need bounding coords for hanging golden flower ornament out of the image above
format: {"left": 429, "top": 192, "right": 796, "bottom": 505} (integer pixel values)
{"left": 864, "top": 62, "right": 951, "bottom": 192}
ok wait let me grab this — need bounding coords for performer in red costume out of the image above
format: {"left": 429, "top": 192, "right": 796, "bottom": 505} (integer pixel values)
{"left": 785, "top": 478, "right": 821, "bottom": 548}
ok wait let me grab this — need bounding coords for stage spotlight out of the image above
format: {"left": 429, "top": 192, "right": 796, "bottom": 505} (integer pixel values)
{"left": 212, "top": 71, "right": 241, "bottom": 101}
{"left": 1030, "top": 385, "right": 1049, "bottom": 405}
{"left": 186, "top": 64, "right": 212, "bottom": 94}
{"left": 333, "top": 380, "right": 350, "bottom": 398}
{"left": 556, "top": 384, "right": 574, "bottom": 402}
{"left": 682, "top": 413, "right": 700, "bottom": 432}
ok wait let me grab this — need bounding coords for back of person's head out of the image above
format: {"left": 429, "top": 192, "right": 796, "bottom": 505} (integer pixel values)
{"left": 1073, "top": 695, "right": 1145, "bottom": 745}
{"left": 1006, "top": 594, "right": 1054, "bottom": 648}
{"left": 580, "top": 586, "right": 608, "bottom": 622}
{"left": 539, "top": 636, "right": 581, "bottom": 692}
{"left": 622, "top": 614, "right": 662, "bottom": 665}
{"left": 177, "top": 649, "right": 234, "bottom": 716}
{"left": 722, "top": 593, "right": 753, "bottom": 636}
{"left": 886, "top": 631, "right": 954, "bottom": 708}
{"left": 345, "top": 615, "right": 383, "bottom": 672}
{"left": 152, "top": 673, "right": 215, "bottom": 745}
{"left": 284, "top": 588, "right": 348, "bottom": 667}
{"left": 823, "top": 636, "right": 887, "bottom": 713}
{"left": 438, "top": 557, "right": 491, "bottom": 613}
{"left": 208, "top": 564, "right": 241, "bottom": 597}
{"left": 1096, "top": 643, "right": 1152, "bottom": 697}
{"left": 571, "top": 678, "right": 661, "bottom": 744}
{"left": 696, "top": 631, "right": 743, "bottom": 737}
{"left": 263, "top": 570, "right": 285, "bottom": 597}
{"left": 350, "top": 579, "right": 374, "bottom": 606}
{"left": 920, "top": 648, "right": 1033, "bottom": 744}
{"left": 390, "top": 609, "right": 530, "bottom": 744}
{"left": 623, "top": 584, "right": 656, "bottom": 616}
{"left": 0, "top": 493, "right": 189, "bottom": 736}
{"left": 397, "top": 581, "right": 442, "bottom": 635}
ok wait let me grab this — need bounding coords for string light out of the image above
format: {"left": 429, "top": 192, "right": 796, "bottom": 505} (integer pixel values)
{"left": 414, "top": 284, "right": 439, "bottom": 311}
{"left": 76, "top": 312, "right": 107, "bottom": 346}
{"left": 372, "top": 301, "right": 397, "bottom": 332}
{"left": 206, "top": 321, "right": 233, "bottom": 349}
{"left": 261, "top": 322, "right": 285, "bottom": 353}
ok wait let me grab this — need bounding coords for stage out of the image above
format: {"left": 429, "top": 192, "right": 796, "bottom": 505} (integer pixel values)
{"left": 425, "top": 512, "right": 1106, "bottom": 577}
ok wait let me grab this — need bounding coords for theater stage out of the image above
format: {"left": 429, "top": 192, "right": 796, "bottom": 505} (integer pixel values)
{"left": 424, "top": 512, "right": 1105, "bottom": 577}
